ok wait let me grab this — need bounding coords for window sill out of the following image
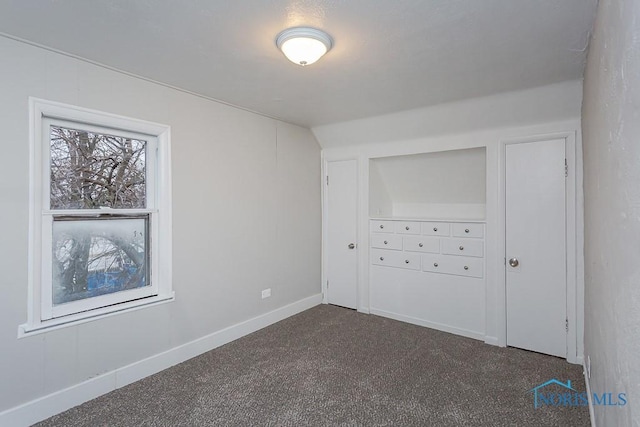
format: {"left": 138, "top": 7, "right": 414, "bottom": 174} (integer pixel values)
{"left": 18, "top": 293, "right": 175, "bottom": 338}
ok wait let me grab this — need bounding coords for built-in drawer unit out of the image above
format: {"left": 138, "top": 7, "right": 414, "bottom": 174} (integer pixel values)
{"left": 370, "top": 220, "right": 394, "bottom": 233}
{"left": 441, "top": 238, "right": 484, "bottom": 258}
{"left": 403, "top": 236, "right": 440, "bottom": 253}
{"left": 370, "top": 219, "right": 485, "bottom": 279}
{"left": 421, "top": 253, "right": 484, "bottom": 278}
{"left": 452, "top": 223, "right": 484, "bottom": 238}
{"left": 371, "top": 249, "right": 421, "bottom": 270}
{"left": 421, "top": 222, "right": 450, "bottom": 236}
{"left": 371, "top": 233, "right": 403, "bottom": 250}
{"left": 395, "top": 221, "right": 421, "bottom": 234}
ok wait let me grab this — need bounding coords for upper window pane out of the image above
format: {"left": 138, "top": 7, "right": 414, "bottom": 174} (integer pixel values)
{"left": 50, "top": 125, "right": 147, "bottom": 209}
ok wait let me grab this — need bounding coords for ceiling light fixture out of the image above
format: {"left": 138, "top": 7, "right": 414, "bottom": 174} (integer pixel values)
{"left": 276, "top": 27, "right": 333, "bottom": 66}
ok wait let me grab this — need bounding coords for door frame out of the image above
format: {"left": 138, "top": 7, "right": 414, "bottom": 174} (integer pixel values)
{"left": 497, "top": 131, "right": 582, "bottom": 363}
{"left": 321, "top": 154, "right": 361, "bottom": 309}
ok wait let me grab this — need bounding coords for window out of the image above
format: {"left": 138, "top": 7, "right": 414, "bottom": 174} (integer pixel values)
{"left": 21, "top": 99, "right": 173, "bottom": 334}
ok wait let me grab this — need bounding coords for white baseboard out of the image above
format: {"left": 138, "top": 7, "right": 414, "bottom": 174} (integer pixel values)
{"left": 484, "top": 336, "right": 500, "bottom": 346}
{"left": 0, "top": 293, "right": 322, "bottom": 427}
{"left": 369, "top": 308, "right": 485, "bottom": 341}
{"left": 583, "top": 360, "right": 597, "bottom": 427}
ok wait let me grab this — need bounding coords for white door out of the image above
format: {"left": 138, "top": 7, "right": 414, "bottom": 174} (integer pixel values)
{"left": 505, "top": 139, "right": 566, "bottom": 358}
{"left": 326, "top": 160, "right": 358, "bottom": 309}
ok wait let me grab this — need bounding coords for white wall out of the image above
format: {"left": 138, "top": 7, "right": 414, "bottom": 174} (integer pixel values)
{"left": 369, "top": 148, "right": 486, "bottom": 219}
{"left": 318, "top": 81, "right": 584, "bottom": 361}
{"left": 313, "top": 80, "right": 583, "bottom": 149}
{"left": 582, "top": 0, "right": 640, "bottom": 425}
{"left": 368, "top": 161, "right": 393, "bottom": 217}
{"left": 0, "top": 36, "right": 321, "bottom": 419}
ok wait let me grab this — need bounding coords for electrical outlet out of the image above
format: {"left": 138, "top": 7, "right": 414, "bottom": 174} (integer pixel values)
{"left": 586, "top": 355, "right": 591, "bottom": 379}
{"left": 261, "top": 288, "right": 271, "bottom": 299}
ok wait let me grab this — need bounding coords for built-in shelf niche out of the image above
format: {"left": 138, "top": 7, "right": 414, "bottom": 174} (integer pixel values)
{"left": 369, "top": 147, "right": 487, "bottom": 220}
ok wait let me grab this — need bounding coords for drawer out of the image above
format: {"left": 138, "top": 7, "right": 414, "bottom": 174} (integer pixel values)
{"left": 452, "top": 223, "right": 484, "bottom": 238}
{"left": 441, "top": 238, "right": 484, "bottom": 258}
{"left": 371, "top": 249, "right": 421, "bottom": 270}
{"left": 370, "top": 220, "right": 394, "bottom": 233}
{"left": 421, "top": 254, "right": 484, "bottom": 278}
{"left": 371, "top": 233, "right": 402, "bottom": 250}
{"left": 403, "top": 236, "right": 440, "bottom": 253}
{"left": 421, "top": 222, "right": 450, "bottom": 236}
{"left": 395, "top": 221, "right": 421, "bottom": 234}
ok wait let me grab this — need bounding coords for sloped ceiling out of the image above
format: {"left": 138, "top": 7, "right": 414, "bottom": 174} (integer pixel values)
{"left": 0, "top": 0, "right": 597, "bottom": 127}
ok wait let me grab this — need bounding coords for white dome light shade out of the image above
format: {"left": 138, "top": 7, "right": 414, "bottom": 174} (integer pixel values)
{"left": 276, "top": 27, "right": 333, "bottom": 66}
{"left": 280, "top": 37, "right": 327, "bottom": 66}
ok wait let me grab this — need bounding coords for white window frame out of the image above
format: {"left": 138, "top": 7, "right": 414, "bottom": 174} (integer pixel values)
{"left": 20, "top": 98, "right": 173, "bottom": 336}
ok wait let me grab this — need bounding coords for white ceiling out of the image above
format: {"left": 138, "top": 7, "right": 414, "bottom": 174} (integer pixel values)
{"left": 0, "top": 0, "right": 597, "bottom": 127}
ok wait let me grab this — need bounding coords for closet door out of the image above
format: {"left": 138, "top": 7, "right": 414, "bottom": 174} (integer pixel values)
{"left": 326, "top": 160, "right": 358, "bottom": 309}
{"left": 505, "top": 139, "right": 566, "bottom": 358}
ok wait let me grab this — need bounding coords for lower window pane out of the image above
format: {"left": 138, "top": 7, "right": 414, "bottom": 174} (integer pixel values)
{"left": 52, "top": 217, "right": 149, "bottom": 305}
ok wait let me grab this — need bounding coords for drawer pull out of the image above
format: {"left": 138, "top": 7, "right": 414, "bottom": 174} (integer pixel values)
{"left": 464, "top": 266, "right": 469, "bottom": 270}
{"left": 384, "top": 240, "right": 388, "bottom": 244}
{"left": 380, "top": 257, "right": 384, "bottom": 261}
{"left": 433, "top": 263, "right": 438, "bottom": 267}
{"left": 380, "top": 225, "right": 384, "bottom": 229}
{"left": 459, "top": 246, "right": 464, "bottom": 251}
{"left": 418, "top": 243, "right": 423, "bottom": 247}
{"left": 465, "top": 228, "right": 470, "bottom": 233}
{"left": 405, "top": 226, "right": 410, "bottom": 230}
{"left": 433, "top": 227, "right": 438, "bottom": 232}
{"left": 405, "top": 260, "right": 410, "bottom": 264}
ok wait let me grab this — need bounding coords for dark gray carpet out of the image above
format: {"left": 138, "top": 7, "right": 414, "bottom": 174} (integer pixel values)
{"left": 36, "top": 305, "right": 589, "bottom": 426}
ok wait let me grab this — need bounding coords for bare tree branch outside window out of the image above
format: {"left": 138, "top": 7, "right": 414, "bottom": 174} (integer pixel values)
{"left": 50, "top": 125, "right": 146, "bottom": 209}
{"left": 49, "top": 125, "right": 149, "bottom": 305}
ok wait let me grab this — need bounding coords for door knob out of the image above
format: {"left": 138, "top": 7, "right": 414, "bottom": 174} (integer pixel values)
{"left": 509, "top": 257, "right": 519, "bottom": 267}
{"left": 348, "top": 243, "right": 355, "bottom": 249}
